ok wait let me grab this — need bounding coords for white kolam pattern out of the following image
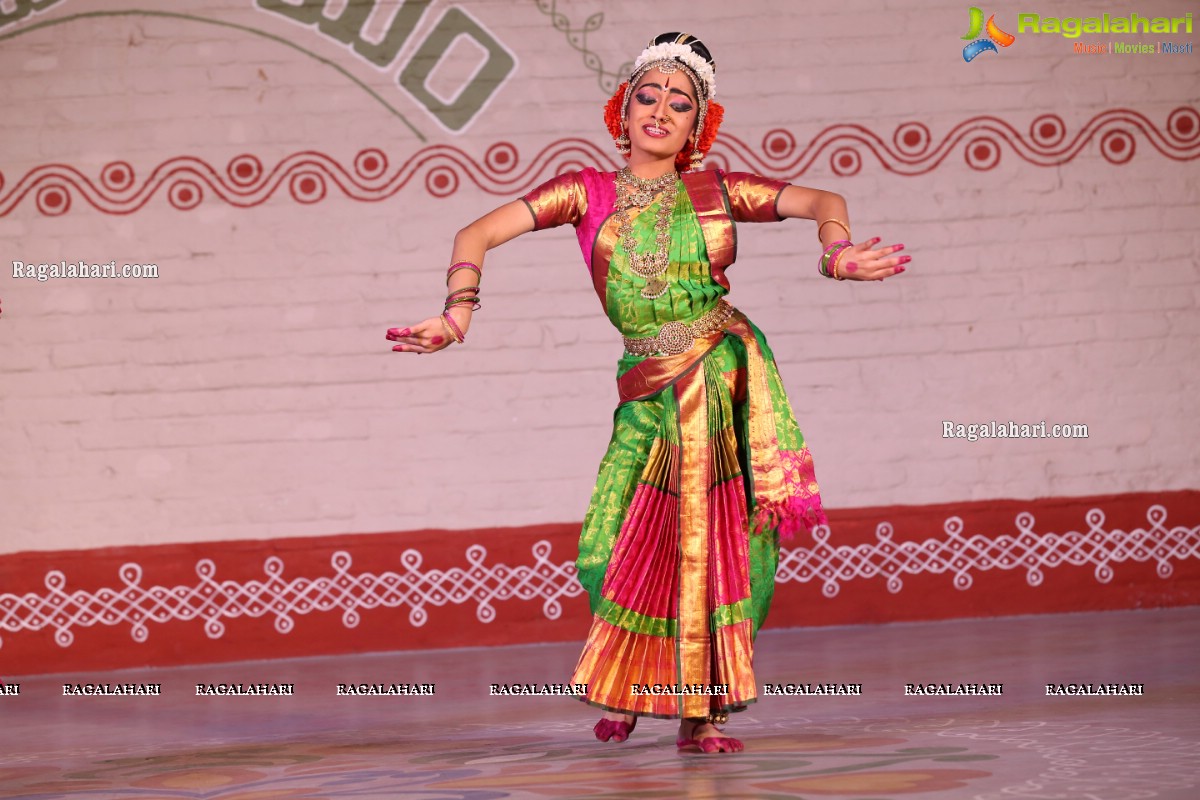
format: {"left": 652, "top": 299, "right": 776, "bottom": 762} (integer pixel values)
{"left": 1, "top": 505, "right": 1197, "bottom": 648}
{"left": 778, "top": 505, "right": 1199, "bottom": 598}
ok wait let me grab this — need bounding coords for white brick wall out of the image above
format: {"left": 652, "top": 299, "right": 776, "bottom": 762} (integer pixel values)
{"left": 1, "top": 0, "right": 1197, "bottom": 553}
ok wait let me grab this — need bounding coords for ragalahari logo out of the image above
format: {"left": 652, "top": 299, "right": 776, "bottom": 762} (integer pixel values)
{"left": 962, "top": 7, "right": 1016, "bottom": 61}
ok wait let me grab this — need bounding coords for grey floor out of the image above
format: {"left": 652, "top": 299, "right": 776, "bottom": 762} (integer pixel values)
{"left": 2, "top": 607, "right": 1198, "bottom": 799}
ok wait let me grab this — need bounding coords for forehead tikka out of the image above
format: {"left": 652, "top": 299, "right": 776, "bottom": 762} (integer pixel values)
{"left": 632, "top": 41, "right": 717, "bottom": 99}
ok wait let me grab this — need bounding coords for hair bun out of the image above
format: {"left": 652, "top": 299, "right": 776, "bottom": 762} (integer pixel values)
{"left": 649, "top": 32, "right": 715, "bottom": 71}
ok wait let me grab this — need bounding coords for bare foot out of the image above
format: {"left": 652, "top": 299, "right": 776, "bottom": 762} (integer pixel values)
{"left": 594, "top": 711, "right": 637, "bottom": 742}
{"left": 676, "top": 717, "right": 744, "bottom": 753}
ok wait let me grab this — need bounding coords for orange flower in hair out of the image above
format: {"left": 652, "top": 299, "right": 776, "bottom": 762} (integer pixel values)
{"left": 604, "top": 82, "right": 626, "bottom": 145}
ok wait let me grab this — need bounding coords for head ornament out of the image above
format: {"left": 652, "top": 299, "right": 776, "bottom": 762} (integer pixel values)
{"left": 604, "top": 32, "right": 724, "bottom": 171}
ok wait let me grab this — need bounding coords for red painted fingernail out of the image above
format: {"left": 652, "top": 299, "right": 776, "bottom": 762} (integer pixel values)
{"left": 899, "top": 255, "right": 912, "bottom": 264}
{"left": 392, "top": 345, "right": 405, "bottom": 351}
{"left": 845, "top": 262, "right": 858, "bottom": 273}
{"left": 895, "top": 266, "right": 906, "bottom": 274}
{"left": 399, "top": 328, "right": 411, "bottom": 336}
{"left": 895, "top": 244, "right": 905, "bottom": 251}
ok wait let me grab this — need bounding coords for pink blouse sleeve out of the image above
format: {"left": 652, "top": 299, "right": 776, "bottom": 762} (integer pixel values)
{"left": 521, "top": 171, "right": 587, "bottom": 230}
{"left": 721, "top": 171, "right": 788, "bottom": 223}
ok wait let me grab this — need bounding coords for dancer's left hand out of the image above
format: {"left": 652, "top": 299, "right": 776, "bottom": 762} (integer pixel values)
{"left": 837, "top": 237, "right": 910, "bottom": 280}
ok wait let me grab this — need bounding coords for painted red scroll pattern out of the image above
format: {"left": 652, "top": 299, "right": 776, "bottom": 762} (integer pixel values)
{"left": 0, "top": 108, "right": 1196, "bottom": 216}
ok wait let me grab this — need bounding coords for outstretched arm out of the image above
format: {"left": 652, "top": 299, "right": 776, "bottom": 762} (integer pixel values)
{"left": 776, "top": 184, "right": 908, "bottom": 281}
{"left": 387, "top": 199, "right": 535, "bottom": 355}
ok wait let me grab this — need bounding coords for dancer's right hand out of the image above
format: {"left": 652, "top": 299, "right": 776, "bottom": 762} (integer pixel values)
{"left": 386, "top": 316, "right": 455, "bottom": 354}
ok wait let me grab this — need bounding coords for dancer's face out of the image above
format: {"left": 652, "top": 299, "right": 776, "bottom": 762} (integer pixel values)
{"left": 626, "top": 67, "right": 699, "bottom": 162}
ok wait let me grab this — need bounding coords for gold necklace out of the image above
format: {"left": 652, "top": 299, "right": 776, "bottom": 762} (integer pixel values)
{"left": 615, "top": 167, "right": 678, "bottom": 299}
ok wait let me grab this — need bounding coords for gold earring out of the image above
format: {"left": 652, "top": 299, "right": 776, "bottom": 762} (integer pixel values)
{"left": 616, "top": 128, "right": 630, "bottom": 155}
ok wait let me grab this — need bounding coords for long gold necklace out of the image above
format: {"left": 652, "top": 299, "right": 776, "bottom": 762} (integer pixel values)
{"left": 615, "top": 166, "right": 678, "bottom": 299}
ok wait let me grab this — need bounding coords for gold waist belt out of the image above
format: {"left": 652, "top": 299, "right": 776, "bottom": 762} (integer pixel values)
{"left": 622, "top": 299, "right": 736, "bottom": 357}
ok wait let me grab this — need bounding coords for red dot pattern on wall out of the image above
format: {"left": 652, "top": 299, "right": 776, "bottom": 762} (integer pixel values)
{"left": 0, "top": 109, "right": 1195, "bottom": 216}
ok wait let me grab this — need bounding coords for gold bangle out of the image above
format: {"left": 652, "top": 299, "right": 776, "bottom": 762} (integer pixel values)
{"left": 438, "top": 314, "right": 461, "bottom": 343}
{"left": 818, "top": 218, "right": 851, "bottom": 242}
{"left": 832, "top": 246, "right": 847, "bottom": 281}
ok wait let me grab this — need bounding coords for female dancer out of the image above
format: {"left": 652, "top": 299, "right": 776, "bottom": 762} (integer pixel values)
{"left": 387, "top": 32, "right": 908, "bottom": 754}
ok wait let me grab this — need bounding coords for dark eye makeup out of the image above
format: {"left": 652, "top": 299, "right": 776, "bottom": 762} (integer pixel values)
{"left": 635, "top": 90, "right": 694, "bottom": 115}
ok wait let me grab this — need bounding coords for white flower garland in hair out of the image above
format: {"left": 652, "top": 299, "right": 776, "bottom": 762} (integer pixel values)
{"left": 632, "top": 42, "right": 717, "bottom": 99}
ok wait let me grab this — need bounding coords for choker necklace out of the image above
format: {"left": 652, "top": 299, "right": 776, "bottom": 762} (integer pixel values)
{"left": 615, "top": 167, "right": 678, "bottom": 299}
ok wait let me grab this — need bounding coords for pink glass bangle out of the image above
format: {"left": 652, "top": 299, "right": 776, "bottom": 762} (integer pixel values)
{"left": 447, "top": 262, "right": 481, "bottom": 283}
{"left": 821, "top": 240, "right": 850, "bottom": 262}
{"left": 441, "top": 311, "right": 465, "bottom": 343}
{"left": 446, "top": 267, "right": 480, "bottom": 283}
{"left": 446, "top": 286, "right": 480, "bottom": 298}
{"left": 819, "top": 241, "right": 852, "bottom": 278}
{"left": 820, "top": 239, "right": 851, "bottom": 268}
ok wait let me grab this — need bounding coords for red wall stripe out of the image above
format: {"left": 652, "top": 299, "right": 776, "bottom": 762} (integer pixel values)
{"left": 1, "top": 491, "right": 1197, "bottom": 676}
